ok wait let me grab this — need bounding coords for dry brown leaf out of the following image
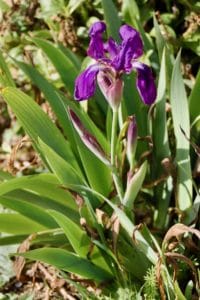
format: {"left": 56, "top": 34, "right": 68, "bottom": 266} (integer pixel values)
{"left": 180, "top": 127, "right": 200, "bottom": 157}
{"left": 165, "top": 252, "right": 196, "bottom": 274}
{"left": 163, "top": 223, "right": 200, "bottom": 248}
{"left": 80, "top": 217, "right": 98, "bottom": 240}
{"left": 13, "top": 234, "right": 35, "bottom": 280}
{"left": 155, "top": 257, "right": 167, "bottom": 300}
{"left": 112, "top": 215, "right": 120, "bottom": 255}
{"left": 132, "top": 223, "right": 143, "bottom": 244}
{"left": 165, "top": 252, "right": 199, "bottom": 288}
{"left": 96, "top": 208, "right": 109, "bottom": 227}
{"left": 7, "top": 136, "right": 30, "bottom": 175}
{"left": 69, "top": 190, "right": 84, "bottom": 209}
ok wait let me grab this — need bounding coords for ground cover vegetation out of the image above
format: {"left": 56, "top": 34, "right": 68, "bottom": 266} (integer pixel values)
{"left": 0, "top": 0, "right": 200, "bottom": 299}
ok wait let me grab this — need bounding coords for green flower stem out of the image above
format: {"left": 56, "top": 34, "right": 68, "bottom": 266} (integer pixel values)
{"left": 111, "top": 109, "right": 124, "bottom": 202}
{"left": 111, "top": 110, "right": 118, "bottom": 165}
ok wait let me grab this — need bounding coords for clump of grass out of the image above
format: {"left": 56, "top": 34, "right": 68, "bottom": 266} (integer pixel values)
{"left": 143, "top": 267, "right": 159, "bottom": 300}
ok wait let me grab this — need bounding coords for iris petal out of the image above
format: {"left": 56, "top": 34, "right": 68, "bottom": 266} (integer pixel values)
{"left": 104, "top": 37, "right": 119, "bottom": 59}
{"left": 132, "top": 62, "right": 157, "bottom": 105}
{"left": 112, "top": 39, "right": 135, "bottom": 73}
{"left": 120, "top": 25, "right": 143, "bottom": 59}
{"left": 74, "top": 64, "right": 100, "bottom": 100}
{"left": 119, "top": 25, "right": 143, "bottom": 59}
{"left": 87, "top": 21, "right": 106, "bottom": 59}
{"left": 89, "top": 21, "right": 106, "bottom": 36}
{"left": 74, "top": 22, "right": 157, "bottom": 107}
{"left": 112, "top": 25, "right": 143, "bottom": 72}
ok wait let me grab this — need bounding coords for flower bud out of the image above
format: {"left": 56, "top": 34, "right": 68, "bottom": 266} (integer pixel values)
{"left": 97, "top": 71, "right": 124, "bottom": 111}
{"left": 127, "top": 116, "right": 137, "bottom": 169}
{"left": 123, "top": 161, "right": 147, "bottom": 208}
{"left": 69, "top": 109, "right": 110, "bottom": 166}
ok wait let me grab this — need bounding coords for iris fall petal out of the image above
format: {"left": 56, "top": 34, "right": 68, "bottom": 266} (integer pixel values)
{"left": 74, "top": 65, "right": 100, "bottom": 100}
{"left": 133, "top": 62, "right": 157, "bottom": 105}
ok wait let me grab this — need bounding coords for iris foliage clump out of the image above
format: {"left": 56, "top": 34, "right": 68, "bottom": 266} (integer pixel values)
{"left": 0, "top": 0, "right": 199, "bottom": 299}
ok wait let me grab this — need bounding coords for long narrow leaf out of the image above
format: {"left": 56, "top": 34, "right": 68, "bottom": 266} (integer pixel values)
{"left": 0, "top": 170, "right": 13, "bottom": 181}
{"left": 0, "top": 214, "right": 46, "bottom": 234}
{"left": 48, "top": 210, "right": 90, "bottom": 257}
{"left": 189, "top": 69, "right": 200, "bottom": 123}
{"left": 0, "top": 50, "right": 15, "bottom": 87}
{"left": 49, "top": 210, "right": 113, "bottom": 274}
{"left": 153, "top": 16, "right": 166, "bottom": 62}
{"left": 13, "top": 59, "right": 75, "bottom": 142}
{"left": 0, "top": 197, "right": 57, "bottom": 228}
{"left": 123, "top": 73, "right": 149, "bottom": 155}
{"left": 170, "top": 51, "right": 192, "bottom": 213}
{"left": 153, "top": 48, "right": 172, "bottom": 229}
{"left": 32, "top": 38, "right": 78, "bottom": 94}
{"left": 0, "top": 174, "right": 79, "bottom": 220}
{"left": 104, "top": 198, "right": 158, "bottom": 265}
{"left": 153, "top": 48, "right": 170, "bottom": 159}
{"left": 101, "top": 0, "right": 121, "bottom": 42}
{"left": 121, "top": 0, "right": 140, "bottom": 29}
{"left": 39, "top": 139, "right": 85, "bottom": 186}
{"left": 4, "top": 190, "right": 78, "bottom": 222}
{"left": 0, "top": 235, "right": 28, "bottom": 246}
{"left": 58, "top": 43, "right": 81, "bottom": 70}
{"left": 20, "top": 247, "right": 113, "bottom": 283}
{"left": 1, "top": 87, "right": 80, "bottom": 172}
{"left": 73, "top": 186, "right": 158, "bottom": 265}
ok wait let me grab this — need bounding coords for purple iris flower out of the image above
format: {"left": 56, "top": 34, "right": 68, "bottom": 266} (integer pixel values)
{"left": 74, "top": 21, "right": 157, "bottom": 107}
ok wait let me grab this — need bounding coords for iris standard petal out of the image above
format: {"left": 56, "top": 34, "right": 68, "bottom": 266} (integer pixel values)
{"left": 112, "top": 25, "right": 143, "bottom": 73}
{"left": 111, "top": 38, "right": 135, "bottom": 73}
{"left": 104, "top": 37, "right": 119, "bottom": 59}
{"left": 74, "top": 64, "right": 100, "bottom": 100}
{"left": 87, "top": 21, "right": 106, "bottom": 59}
{"left": 89, "top": 21, "right": 106, "bottom": 37}
{"left": 132, "top": 62, "right": 157, "bottom": 105}
{"left": 119, "top": 25, "right": 143, "bottom": 59}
